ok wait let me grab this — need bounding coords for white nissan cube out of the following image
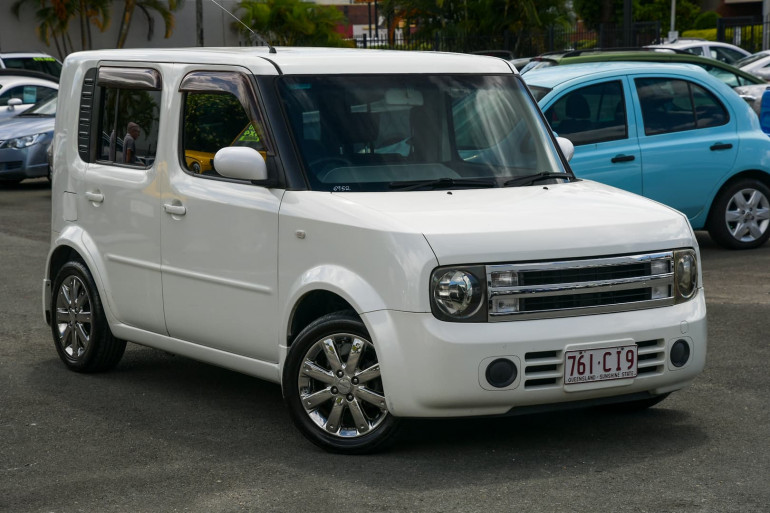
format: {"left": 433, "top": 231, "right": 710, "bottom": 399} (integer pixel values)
{"left": 43, "top": 47, "right": 706, "bottom": 453}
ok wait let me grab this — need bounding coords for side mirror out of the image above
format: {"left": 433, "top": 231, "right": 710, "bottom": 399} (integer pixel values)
{"left": 7, "top": 98, "right": 22, "bottom": 110}
{"left": 213, "top": 146, "right": 268, "bottom": 182}
{"left": 557, "top": 136, "right": 575, "bottom": 162}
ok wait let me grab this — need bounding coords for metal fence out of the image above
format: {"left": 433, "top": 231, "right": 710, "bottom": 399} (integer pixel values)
{"left": 351, "top": 16, "right": 770, "bottom": 57}
{"left": 352, "top": 22, "right": 663, "bottom": 56}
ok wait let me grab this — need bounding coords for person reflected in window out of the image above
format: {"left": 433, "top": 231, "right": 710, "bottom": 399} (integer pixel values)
{"left": 124, "top": 122, "right": 140, "bottom": 164}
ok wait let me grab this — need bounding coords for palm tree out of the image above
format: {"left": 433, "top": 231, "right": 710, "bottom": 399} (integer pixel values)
{"left": 12, "top": 0, "right": 111, "bottom": 56}
{"left": 236, "top": 0, "right": 351, "bottom": 48}
{"left": 115, "top": 0, "right": 182, "bottom": 49}
{"left": 12, "top": 0, "right": 76, "bottom": 58}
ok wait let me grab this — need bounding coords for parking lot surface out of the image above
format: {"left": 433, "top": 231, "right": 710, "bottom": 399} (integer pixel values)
{"left": 1, "top": 179, "right": 769, "bottom": 512}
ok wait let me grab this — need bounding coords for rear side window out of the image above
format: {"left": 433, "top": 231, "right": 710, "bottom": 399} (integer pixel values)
{"left": 636, "top": 77, "right": 728, "bottom": 136}
{"left": 93, "top": 67, "right": 161, "bottom": 168}
{"left": 0, "top": 85, "right": 56, "bottom": 106}
{"left": 544, "top": 81, "right": 627, "bottom": 146}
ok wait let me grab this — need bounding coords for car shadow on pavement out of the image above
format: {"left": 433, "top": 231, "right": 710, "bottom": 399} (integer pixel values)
{"left": 25, "top": 340, "right": 708, "bottom": 493}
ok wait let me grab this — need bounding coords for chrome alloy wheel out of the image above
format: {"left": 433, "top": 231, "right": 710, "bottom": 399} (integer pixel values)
{"left": 298, "top": 332, "right": 388, "bottom": 438}
{"left": 725, "top": 188, "right": 770, "bottom": 243}
{"left": 54, "top": 274, "right": 93, "bottom": 362}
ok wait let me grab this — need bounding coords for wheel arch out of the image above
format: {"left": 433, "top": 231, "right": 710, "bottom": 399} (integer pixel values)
{"left": 45, "top": 228, "right": 114, "bottom": 325}
{"left": 286, "top": 290, "right": 358, "bottom": 348}
{"left": 706, "top": 169, "right": 770, "bottom": 223}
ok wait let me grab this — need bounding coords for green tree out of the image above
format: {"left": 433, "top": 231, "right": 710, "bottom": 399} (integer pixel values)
{"left": 573, "top": 0, "right": 702, "bottom": 32}
{"left": 236, "top": 0, "right": 352, "bottom": 47}
{"left": 116, "top": 0, "right": 182, "bottom": 49}
{"left": 380, "top": 0, "right": 571, "bottom": 53}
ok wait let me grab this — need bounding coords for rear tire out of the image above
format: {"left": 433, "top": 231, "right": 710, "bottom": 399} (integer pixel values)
{"left": 282, "top": 312, "right": 400, "bottom": 454}
{"left": 50, "top": 261, "right": 126, "bottom": 372}
{"left": 707, "top": 179, "right": 770, "bottom": 249}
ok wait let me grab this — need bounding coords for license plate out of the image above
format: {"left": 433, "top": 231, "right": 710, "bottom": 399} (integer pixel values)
{"left": 564, "top": 345, "right": 638, "bottom": 385}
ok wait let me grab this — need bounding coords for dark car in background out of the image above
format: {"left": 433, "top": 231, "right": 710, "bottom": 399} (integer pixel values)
{"left": 0, "top": 52, "right": 62, "bottom": 78}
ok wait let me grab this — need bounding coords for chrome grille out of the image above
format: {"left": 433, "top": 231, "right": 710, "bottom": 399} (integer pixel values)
{"left": 487, "top": 252, "right": 674, "bottom": 321}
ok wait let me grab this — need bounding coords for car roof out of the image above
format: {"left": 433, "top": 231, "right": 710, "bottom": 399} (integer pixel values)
{"left": 0, "top": 52, "right": 59, "bottom": 59}
{"left": 0, "top": 73, "right": 59, "bottom": 88}
{"left": 521, "top": 61, "right": 708, "bottom": 88}
{"left": 65, "top": 47, "right": 515, "bottom": 75}
{"left": 557, "top": 50, "right": 764, "bottom": 84}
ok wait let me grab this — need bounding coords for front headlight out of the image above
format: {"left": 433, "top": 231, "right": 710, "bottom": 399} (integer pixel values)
{"left": 0, "top": 133, "right": 46, "bottom": 149}
{"left": 673, "top": 249, "right": 698, "bottom": 303}
{"left": 430, "top": 266, "right": 486, "bottom": 321}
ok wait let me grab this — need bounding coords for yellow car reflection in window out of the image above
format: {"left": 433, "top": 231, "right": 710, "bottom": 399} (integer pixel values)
{"left": 184, "top": 149, "right": 215, "bottom": 174}
{"left": 184, "top": 123, "right": 266, "bottom": 175}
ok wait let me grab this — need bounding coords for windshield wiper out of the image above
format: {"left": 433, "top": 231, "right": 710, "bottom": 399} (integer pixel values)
{"left": 389, "top": 177, "right": 496, "bottom": 191}
{"left": 503, "top": 172, "right": 572, "bottom": 187}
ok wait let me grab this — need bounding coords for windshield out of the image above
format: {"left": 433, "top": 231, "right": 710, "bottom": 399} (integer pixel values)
{"left": 21, "top": 96, "right": 56, "bottom": 116}
{"left": 2, "top": 57, "right": 62, "bottom": 77}
{"left": 735, "top": 52, "right": 770, "bottom": 67}
{"left": 278, "top": 74, "right": 567, "bottom": 192}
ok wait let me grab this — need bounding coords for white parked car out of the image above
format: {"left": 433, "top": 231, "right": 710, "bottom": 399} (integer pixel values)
{"left": 44, "top": 47, "right": 706, "bottom": 453}
{"left": 736, "top": 50, "right": 770, "bottom": 81}
{"left": 647, "top": 39, "right": 750, "bottom": 64}
{"left": 0, "top": 70, "right": 58, "bottom": 121}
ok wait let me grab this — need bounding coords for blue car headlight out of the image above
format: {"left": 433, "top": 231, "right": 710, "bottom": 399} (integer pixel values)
{"left": 0, "top": 133, "right": 46, "bottom": 149}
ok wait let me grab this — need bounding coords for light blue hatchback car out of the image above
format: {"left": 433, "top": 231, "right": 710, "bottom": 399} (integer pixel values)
{"left": 524, "top": 62, "right": 770, "bottom": 249}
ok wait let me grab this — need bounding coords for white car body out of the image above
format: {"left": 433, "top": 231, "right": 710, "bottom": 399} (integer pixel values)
{"left": 647, "top": 39, "right": 750, "bottom": 64}
{"left": 736, "top": 50, "right": 770, "bottom": 81}
{"left": 43, "top": 47, "right": 706, "bottom": 452}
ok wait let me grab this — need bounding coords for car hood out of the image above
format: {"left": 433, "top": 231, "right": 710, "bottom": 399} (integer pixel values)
{"left": 0, "top": 116, "right": 54, "bottom": 139}
{"left": 333, "top": 180, "right": 694, "bottom": 264}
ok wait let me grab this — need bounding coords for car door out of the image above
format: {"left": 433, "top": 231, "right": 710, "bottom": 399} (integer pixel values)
{"left": 631, "top": 74, "right": 738, "bottom": 221}
{"left": 543, "top": 77, "right": 643, "bottom": 194}
{"left": 160, "top": 65, "right": 282, "bottom": 362}
{"left": 78, "top": 65, "right": 166, "bottom": 333}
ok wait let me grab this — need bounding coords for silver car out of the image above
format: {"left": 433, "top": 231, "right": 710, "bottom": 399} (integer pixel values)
{"left": 0, "top": 96, "right": 56, "bottom": 185}
{"left": 736, "top": 50, "right": 770, "bottom": 81}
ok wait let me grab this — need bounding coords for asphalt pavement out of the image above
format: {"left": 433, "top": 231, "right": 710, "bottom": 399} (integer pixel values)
{"left": 1, "top": 179, "right": 768, "bottom": 512}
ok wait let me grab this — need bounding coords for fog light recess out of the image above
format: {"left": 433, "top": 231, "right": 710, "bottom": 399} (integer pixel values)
{"left": 670, "top": 339, "right": 691, "bottom": 368}
{"left": 485, "top": 358, "right": 518, "bottom": 388}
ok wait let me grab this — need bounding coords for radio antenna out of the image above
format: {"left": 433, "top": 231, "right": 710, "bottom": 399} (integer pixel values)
{"left": 207, "top": 0, "right": 277, "bottom": 53}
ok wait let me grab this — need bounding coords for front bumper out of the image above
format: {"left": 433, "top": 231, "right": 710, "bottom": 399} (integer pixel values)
{"left": 0, "top": 144, "right": 49, "bottom": 181}
{"left": 364, "top": 291, "right": 706, "bottom": 418}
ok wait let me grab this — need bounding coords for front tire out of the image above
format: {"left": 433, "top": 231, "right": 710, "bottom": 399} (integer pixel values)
{"left": 50, "top": 261, "right": 126, "bottom": 372}
{"left": 707, "top": 179, "right": 770, "bottom": 249}
{"left": 282, "top": 312, "right": 400, "bottom": 454}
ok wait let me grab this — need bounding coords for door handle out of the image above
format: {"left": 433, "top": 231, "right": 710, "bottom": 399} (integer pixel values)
{"left": 163, "top": 203, "right": 187, "bottom": 216}
{"left": 710, "top": 143, "right": 733, "bottom": 151}
{"left": 611, "top": 154, "right": 636, "bottom": 163}
{"left": 85, "top": 191, "right": 104, "bottom": 204}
